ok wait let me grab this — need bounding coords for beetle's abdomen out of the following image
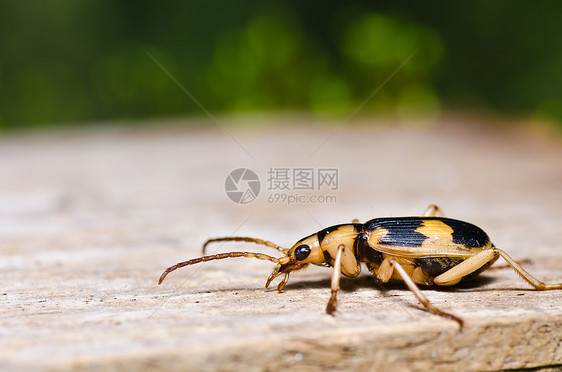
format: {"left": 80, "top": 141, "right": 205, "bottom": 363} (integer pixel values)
{"left": 413, "top": 256, "right": 466, "bottom": 277}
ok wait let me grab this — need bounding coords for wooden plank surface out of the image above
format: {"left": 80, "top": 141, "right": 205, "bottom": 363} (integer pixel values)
{"left": 1, "top": 116, "right": 561, "bottom": 371}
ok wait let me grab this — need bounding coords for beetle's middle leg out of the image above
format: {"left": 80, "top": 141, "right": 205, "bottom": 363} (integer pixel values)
{"left": 326, "top": 244, "right": 345, "bottom": 315}
{"left": 388, "top": 258, "right": 464, "bottom": 327}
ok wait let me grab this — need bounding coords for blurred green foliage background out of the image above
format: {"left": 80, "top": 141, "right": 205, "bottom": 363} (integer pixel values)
{"left": 1, "top": 1, "right": 561, "bottom": 129}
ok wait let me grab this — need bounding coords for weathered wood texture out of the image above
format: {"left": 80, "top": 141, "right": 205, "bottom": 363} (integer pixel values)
{"left": 1, "top": 116, "right": 561, "bottom": 371}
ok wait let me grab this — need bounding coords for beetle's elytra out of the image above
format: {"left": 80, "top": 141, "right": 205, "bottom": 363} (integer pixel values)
{"left": 158, "top": 205, "right": 562, "bottom": 327}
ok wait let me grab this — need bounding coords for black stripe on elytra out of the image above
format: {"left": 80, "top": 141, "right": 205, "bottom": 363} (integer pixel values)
{"left": 445, "top": 218, "right": 490, "bottom": 248}
{"left": 365, "top": 217, "right": 427, "bottom": 247}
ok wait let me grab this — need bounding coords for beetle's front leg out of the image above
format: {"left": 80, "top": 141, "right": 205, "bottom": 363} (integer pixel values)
{"left": 326, "top": 244, "right": 345, "bottom": 315}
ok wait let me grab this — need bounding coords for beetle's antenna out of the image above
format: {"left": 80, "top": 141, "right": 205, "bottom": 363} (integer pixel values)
{"left": 158, "top": 252, "right": 282, "bottom": 284}
{"left": 202, "top": 237, "right": 289, "bottom": 255}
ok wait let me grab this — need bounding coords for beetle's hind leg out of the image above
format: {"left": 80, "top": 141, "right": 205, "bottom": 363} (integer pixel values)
{"left": 486, "top": 258, "right": 532, "bottom": 271}
{"left": 494, "top": 248, "right": 562, "bottom": 290}
{"left": 433, "top": 249, "right": 498, "bottom": 286}
{"left": 423, "top": 204, "right": 445, "bottom": 217}
{"left": 388, "top": 258, "right": 464, "bottom": 327}
{"left": 433, "top": 247, "right": 562, "bottom": 290}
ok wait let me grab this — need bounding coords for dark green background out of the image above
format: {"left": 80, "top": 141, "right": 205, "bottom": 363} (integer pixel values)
{"left": 1, "top": 1, "right": 561, "bottom": 129}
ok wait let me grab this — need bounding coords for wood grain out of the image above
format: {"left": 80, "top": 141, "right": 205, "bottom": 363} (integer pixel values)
{"left": 1, "top": 116, "right": 561, "bottom": 371}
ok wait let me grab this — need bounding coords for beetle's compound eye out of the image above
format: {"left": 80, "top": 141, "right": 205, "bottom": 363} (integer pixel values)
{"left": 294, "top": 244, "right": 311, "bottom": 261}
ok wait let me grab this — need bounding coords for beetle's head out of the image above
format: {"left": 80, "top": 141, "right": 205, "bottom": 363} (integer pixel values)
{"left": 287, "top": 234, "right": 327, "bottom": 265}
{"left": 265, "top": 234, "right": 328, "bottom": 288}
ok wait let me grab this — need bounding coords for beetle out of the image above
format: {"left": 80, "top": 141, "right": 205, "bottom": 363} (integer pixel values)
{"left": 158, "top": 205, "right": 562, "bottom": 326}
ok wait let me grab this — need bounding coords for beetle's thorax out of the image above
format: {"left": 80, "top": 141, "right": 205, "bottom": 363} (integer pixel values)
{"left": 315, "top": 223, "right": 363, "bottom": 277}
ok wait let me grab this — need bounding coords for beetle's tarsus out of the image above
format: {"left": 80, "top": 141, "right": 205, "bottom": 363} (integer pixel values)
{"left": 424, "top": 303, "right": 465, "bottom": 328}
{"left": 326, "top": 292, "right": 338, "bottom": 315}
